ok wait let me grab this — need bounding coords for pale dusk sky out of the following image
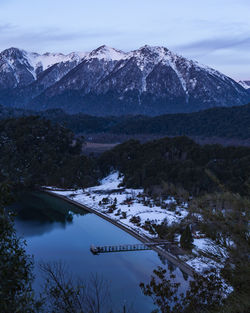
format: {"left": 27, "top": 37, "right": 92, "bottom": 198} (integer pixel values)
{"left": 0, "top": 0, "right": 249, "bottom": 80}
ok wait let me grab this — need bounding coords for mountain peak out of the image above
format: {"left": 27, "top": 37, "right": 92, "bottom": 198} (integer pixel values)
{"left": 138, "top": 44, "right": 167, "bottom": 51}
{"left": 87, "top": 45, "right": 127, "bottom": 61}
{"left": 1, "top": 47, "right": 25, "bottom": 59}
{"left": 131, "top": 45, "right": 174, "bottom": 65}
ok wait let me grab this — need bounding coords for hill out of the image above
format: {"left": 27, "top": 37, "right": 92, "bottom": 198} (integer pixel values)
{"left": 1, "top": 103, "right": 250, "bottom": 140}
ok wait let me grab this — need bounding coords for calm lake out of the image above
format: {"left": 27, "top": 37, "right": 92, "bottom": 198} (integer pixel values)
{"left": 11, "top": 192, "right": 189, "bottom": 313}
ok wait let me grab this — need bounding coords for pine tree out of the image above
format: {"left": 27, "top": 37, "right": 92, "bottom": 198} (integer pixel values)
{"left": 180, "top": 225, "right": 193, "bottom": 250}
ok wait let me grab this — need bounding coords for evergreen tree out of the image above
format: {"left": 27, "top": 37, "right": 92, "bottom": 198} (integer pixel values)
{"left": 0, "top": 183, "right": 42, "bottom": 313}
{"left": 180, "top": 225, "right": 193, "bottom": 250}
{"left": 140, "top": 266, "right": 226, "bottom": 313}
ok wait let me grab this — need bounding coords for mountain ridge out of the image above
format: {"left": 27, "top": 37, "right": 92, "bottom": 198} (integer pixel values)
{"left": 0, "top": 45, "right": 249, "bottom": 115}
{"left": 239, "top": 80, "right": 250, "bottom": 89}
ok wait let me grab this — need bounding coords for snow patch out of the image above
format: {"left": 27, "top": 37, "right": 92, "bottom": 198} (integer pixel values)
{"left": 238, "top": 80, "right": 250, "bottom": 89}
{"left": 87, "top": 45, "right": 128, "bottom": 61}
{"left": 25, "top": 51, "right": 86, "bottom": 79}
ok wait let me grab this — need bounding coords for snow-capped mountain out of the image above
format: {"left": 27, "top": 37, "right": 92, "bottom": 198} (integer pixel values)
{"left": 0, "top": 47, "right": 85, "bottom": 88}
{"left": 0, "top": 47, "right": 35, "bottom": 89}
{"left": 0, "top": 45, "right": 249, "bottom": 115}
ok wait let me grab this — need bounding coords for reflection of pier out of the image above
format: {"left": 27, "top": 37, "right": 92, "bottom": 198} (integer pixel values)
{"left": 90, "top": 241, "right": 171, "bottom": 254}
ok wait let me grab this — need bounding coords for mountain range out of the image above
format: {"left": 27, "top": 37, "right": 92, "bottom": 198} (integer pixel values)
{"left": 0, "top": 45, "right": 249, "bottom": 116}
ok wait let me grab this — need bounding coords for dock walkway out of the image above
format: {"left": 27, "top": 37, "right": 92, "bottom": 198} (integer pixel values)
{"left": 90, "top": 241, "right": 170, "bottom": 254}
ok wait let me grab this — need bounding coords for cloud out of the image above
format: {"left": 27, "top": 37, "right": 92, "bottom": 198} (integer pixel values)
{"left": 172, "top": 35, "right": 250, "bottom": 80}
{"left": 19, "top": 28, "right": 121, "bottom": 42}
{"left": 0, "top": 23, "right": 16, "bottom": 32}
{"left": 176, "top": 35, "right": 250, "bottom": 54}
{"left": 0, "top": 26, "right": 122, "bottom": 52}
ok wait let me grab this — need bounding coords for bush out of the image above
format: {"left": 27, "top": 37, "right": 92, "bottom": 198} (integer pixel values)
{"left": 121, "top": 212, "right": 127, "bottom": 219}
{"left": 129, "top": 216, "right": 141, "bottom": 225}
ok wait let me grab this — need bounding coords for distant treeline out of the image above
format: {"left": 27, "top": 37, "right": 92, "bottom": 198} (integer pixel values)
{"left": 1, "top": 103, "right": 250, "bottom": 139}
{"left": 1, "top": 115, "right": 250, "bottom": 198}
{"left": 98, "top": 137, "right": 250, "bottom": 197}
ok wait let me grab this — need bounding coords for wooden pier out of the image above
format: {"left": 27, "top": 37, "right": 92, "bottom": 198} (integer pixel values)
{"left": 90, "top": 241, "right": 170, "bottom": 254}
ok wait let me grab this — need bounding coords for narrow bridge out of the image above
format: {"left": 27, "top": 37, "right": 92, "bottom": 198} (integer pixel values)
{"left": 90, "top": 241, "right": 171, "bottom": 254}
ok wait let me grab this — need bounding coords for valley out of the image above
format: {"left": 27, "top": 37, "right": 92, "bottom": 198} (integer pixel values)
{"left": 0, "top": 39, "right": 250, "bottom": 313}
{"left": 1, "top": 1, "right": 250, "bottom": 312}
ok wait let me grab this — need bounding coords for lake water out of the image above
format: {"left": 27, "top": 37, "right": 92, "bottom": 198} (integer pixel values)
{"left": 12, "top": 192, "right": 189, "bottom": 313}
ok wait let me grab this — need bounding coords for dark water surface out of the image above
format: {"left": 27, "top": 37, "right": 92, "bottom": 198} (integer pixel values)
{"left": 12, "top": 192, "right": 189, "bottom": 312}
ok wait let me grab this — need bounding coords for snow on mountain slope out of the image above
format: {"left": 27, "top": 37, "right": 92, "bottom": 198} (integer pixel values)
{"left": 86, "top": 45, "right": 128, "bottom": 61}
{"left": 0, "top": 47, "right": 35, "bottom": 88}
{"left": 238, "top": 80, "right": 250, "bottom": 89}
{"left": 0, "top": 45, "right": 242, "bottom": 93}
{"left": 25, "top": 51, "right": 87, "bottom": 79}
{"left": 0, "top": 47, "right": 86, "bottom": 87}
{"left": 0, "top": 45, "right": 249, "bottom": 115}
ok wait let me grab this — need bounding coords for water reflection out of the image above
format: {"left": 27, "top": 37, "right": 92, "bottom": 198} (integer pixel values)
{"left": 11, "top": 191, "right": 88, "bottom": 237}
{"left": 11, "top": 192, "right": 189, "bottom": 313}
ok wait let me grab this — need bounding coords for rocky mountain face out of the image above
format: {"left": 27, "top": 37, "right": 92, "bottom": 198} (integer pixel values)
{"left": 0, "top": 45, "right": 249, "bottom": 115}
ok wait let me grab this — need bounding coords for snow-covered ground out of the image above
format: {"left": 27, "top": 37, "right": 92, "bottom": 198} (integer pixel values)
{"left": 52, "top": 172, "right": 188, "bottom": 238}
{"left": 48, "top": 172, "right": 233, "bottom": 291}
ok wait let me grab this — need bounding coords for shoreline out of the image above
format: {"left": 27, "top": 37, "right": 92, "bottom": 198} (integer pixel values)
{"left": 43, "top": 189, "right": 195, "bottom": 278}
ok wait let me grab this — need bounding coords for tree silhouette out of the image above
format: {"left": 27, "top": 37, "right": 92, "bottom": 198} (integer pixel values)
{"left": 180, "top": 225, "right": 193, "bottom": 250}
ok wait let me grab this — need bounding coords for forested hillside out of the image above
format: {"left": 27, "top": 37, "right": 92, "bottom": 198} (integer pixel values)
{"left": 108, "top": 104, "right": 250, "bottom": 139}
{"left": 99, "top": 136, "right": 250, "bottom": 197}
{"left": 0, "top": 116, "right": 97, "bottom": 188}
{"left": 1, "top": 103, "right": 250, "bottom": 140}
{"left": 1, "top": 115, "right": 250, "bottom": 196}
